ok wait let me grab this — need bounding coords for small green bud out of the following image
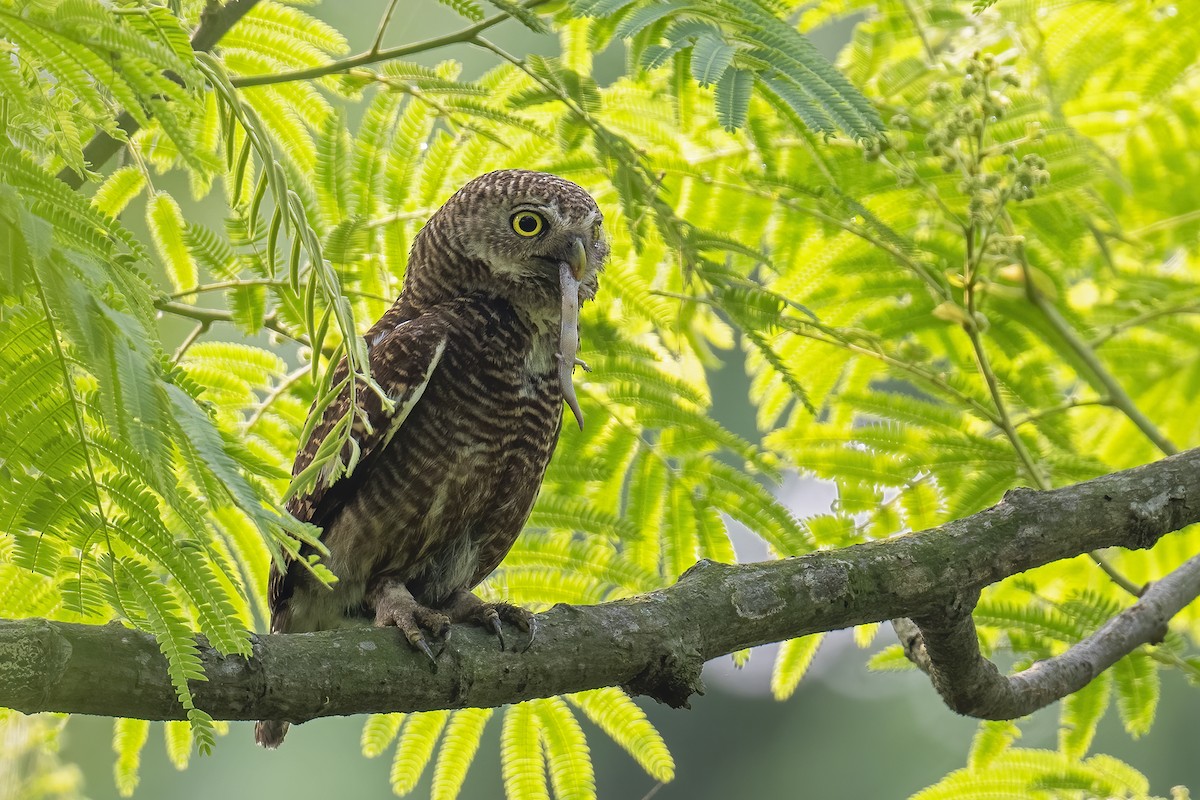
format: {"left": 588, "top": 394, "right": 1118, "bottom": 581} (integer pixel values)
{"left": 929, "top": 82, "right": 953, "bottom": 101}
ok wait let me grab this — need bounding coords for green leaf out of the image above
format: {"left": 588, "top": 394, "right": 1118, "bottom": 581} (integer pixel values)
{"left": 92, "top": 166, "right": 146, "bottom": 218}
{"left": 770, "top": 634, "right": 824, "bottom": 700}
{"left": 967, "top": 720, "right": 1020, "bottom": 771}
{"left": 362, "top": 713, "right": 405, "bottom": 758}
{"left": 501, "top": 703, "right": 549, "bottom": 800}
{"left": 1113, "top": 651, "right": 1159, "bottom": 738}
{"left": 1059, "top": 670, "right": 1111, "bottom": 759}
{"left": 568, "top": 688, "right": 674, "bottom": 782}
{"left": 715, "top": 67, "right": 753, "bottom": 130}
{"left": 615, "top": 1, "right": 691, "bottom": 39}
{"left": 534, "top": 697, "right": 596, "bottom": 800}
{"left": 164, "top": 719, "right": 193, "bottom": 770}
{"left": 147, "top": 192, "right": 199, "bottom": 300}
{"left": 431, "top": 709, "right": 493, "bottom": 800}
{"left": 112, "top": 718, "right": 150, "bottom": 797}
{"left": 390, "top": 710, "right": 449, "bottom": 795}
{"left": 690, "top": 34, "right": 736, "bottom": 87}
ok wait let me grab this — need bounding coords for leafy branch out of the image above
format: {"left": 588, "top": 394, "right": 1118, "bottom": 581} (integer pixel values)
{"left": 54, "top": 0, "right": 263, "bottom": 188}
{"left": 1014, "top": 243, "right": 1179, "bottom": 457}
{"left": 229, "top": 1, "right": 544, "bottom": 89}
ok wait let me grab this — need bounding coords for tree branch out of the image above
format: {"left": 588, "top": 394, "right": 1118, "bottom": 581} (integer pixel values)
{"left": 55, "top": 0, "right": 263, "bottom": 189}
{"left": 893, "top": 549, "right": 1200, "bottom": 718}
{"left": 2, "top": 448, "right": 1199, "bottom": 725}
{"left": 229, "top": 2, "right": 541, "bottom": 89}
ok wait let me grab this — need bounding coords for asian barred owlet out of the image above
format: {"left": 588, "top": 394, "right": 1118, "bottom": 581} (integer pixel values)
{"left": 255, "top": 170, "right": 606, "bottom": 748}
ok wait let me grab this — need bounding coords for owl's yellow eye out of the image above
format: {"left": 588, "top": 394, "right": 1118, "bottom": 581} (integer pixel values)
{"left": 511, "top": 211, "right": 544, "bottom": 237}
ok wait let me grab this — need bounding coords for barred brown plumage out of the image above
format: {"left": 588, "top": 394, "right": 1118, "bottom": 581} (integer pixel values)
{"left": 255, "top": 170, "right": 606, "bottom": 748}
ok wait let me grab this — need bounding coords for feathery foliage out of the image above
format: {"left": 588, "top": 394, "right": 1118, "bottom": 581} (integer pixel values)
{"left": 1, "top": 0, "right": 1198, "bottom": 798}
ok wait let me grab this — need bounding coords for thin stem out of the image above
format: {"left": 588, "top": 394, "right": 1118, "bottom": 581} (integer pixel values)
{"left": 1090, "top": 552, "right": 1146, "bottom": 597}
{"left": 172, "top": 321, "right": 210, "bottom": 363}
{"left": 1131, "top": 208, "right": 1200, "bottom": 236}
{"left": 364, "top": 208, "right": 432, "bottom": 230}
{"left": 231, "top": 1, "right": 544, "bottom": 89}
{"left": 155, "top": 300, "right": 231, "bottom": 325}
{"left": 962, "top": 221, "right": 1049, "bottom": 488}
{"left": 640, "top": 783, "right": 666, "bottom": 800}
{"left": 650, "top": 288, "right": 998, "bottom": 424}
{"left": 1090, "top": 301, "right": 1200, "bottom": 348}
{"left": 900, "top": 0, "right": 937, "bottom": 62}
{"left": 1012, "top": 396, "right": 1112, "bottom": 430}
{"left": 661, "top": 171, "right": 952, "bottom": 303}
{"left": 168, "top": 277, "right": 289, "bottom": 299}
{"left": 155, "top": 300, "right": 312, "bottom": 348}
{"left": 369, "top": 0, "right": 404, "bottom": 56}
{"left": 1015, "top": 245, "right": 1178, "bottom": 456}
{"left": 781, "top": 316, "right": 1003, "bottom": 427}
{"left": 962, "top": 312, "right": 1049, "bottom": 488}
{"left": 246, "top": 366, "right": 308, "bottom": 430}
{"left": 880, "top": 148, "right": 966, "bottom": 229}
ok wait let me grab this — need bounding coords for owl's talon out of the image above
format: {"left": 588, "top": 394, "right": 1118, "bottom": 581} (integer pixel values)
{"left": 489, "top": 614, "right": 506, "bottom": 651}
{"left": 414, "top": 636, "right": 437, "bottom": 666}
{"left": 369, "top": 580, "right": 449, "bottom": 666}
{"left": 520, "top": 615, "right": 537, "bottom": 653}
{"left": 495, "top": 602, "right": 535, "bottom": 652}
{"left": 444, "top": 591, "right": 534, "bottom": 652}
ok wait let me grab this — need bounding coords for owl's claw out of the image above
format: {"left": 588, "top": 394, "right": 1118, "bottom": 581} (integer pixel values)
{"left": 488, "top": 613, "right": 506, "bottom": 651}
{"left": 444, "top": 591, "right": 533, "bottom": 652}
{"left": 370, "top": 580, "right": 450, "bottom": 668}
{"left": 494, "top": 602, "right": 534, "bottom": 653}
{"left": 415, "top": 636, "right": 437, "bottom": 665}
{"left": 521, "top": 614, "right": 537, "bottom": 653}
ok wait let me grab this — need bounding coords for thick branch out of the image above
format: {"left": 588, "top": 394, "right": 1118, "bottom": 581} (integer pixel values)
{"left": 2, "top": 448, "right": 1199, "bottom": 724}
{"left": 55, "top": 0, "right": 262, "bottom": 189}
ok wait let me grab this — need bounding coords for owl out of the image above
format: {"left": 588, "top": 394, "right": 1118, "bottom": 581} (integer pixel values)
{"left": 255, "top": 170, "right": 607, "bottom": 748}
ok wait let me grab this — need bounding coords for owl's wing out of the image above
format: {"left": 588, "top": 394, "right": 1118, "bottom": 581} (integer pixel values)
{"left": 268, "top": 313, "right": 449, "bottom": 628}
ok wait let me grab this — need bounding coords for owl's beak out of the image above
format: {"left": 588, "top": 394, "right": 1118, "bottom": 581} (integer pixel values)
{"left": 558, "top": 237, "right": 587, "bottom": 430}
{"left": 567, "top": 236, "right": 587, "bottom": 281}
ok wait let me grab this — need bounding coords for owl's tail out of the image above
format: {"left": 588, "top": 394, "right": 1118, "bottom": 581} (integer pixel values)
{"left": 255, "top": 719, "right": 289, "bottom": 749}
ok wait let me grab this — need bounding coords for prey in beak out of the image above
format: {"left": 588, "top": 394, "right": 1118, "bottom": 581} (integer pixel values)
{"left": 558, "top": 237, "right": 587, "bottom": 430}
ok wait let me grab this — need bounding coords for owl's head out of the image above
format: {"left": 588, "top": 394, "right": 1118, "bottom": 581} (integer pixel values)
{"left": 404, "top": 170, "right": 609, "bottom": 428}
{"left": 406, "top": 170, "right": 606, "bottom": 312}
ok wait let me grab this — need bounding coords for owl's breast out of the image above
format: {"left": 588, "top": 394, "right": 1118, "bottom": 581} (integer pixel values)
{"left": 329, "top": 297, "right": 563, "bottom": 606}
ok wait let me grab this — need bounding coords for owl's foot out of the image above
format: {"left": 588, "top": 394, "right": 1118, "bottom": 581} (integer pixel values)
{"left": 444, "top": 591, "right": 535, "bottom": 652}
{"left": 370, "top": 580, "right": 450, "bottom": 665}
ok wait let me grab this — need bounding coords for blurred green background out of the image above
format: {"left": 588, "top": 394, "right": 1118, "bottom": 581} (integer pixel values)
{"left": 54, "top": 3, "right": 1200, "bottom": 798}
